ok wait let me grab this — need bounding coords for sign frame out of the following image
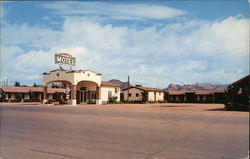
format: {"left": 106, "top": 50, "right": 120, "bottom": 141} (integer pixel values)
{"left": 55, "top": 53, "right": 76, "bottom": 66}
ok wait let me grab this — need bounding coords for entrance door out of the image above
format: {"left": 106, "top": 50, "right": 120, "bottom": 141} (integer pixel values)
{"left": 80, "top": 90, "right": 87, "bottom": 103}
{"left": 79, "top": 87, "right": 87, "bottom": 104}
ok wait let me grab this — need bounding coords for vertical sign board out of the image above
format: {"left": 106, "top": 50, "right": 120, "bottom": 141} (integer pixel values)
{"left": 55, "top": 53, "right": 76, "bottom": 66}
{"left": 65, "top": 85, "right": 71, "bottom": 100}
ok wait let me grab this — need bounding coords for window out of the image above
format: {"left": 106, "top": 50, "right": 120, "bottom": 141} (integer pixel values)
{"left": 129, "top": 93, "right": 131, "bottom": 97}
{"left": 136, "top": 93, "right": 139, "bottom": 97}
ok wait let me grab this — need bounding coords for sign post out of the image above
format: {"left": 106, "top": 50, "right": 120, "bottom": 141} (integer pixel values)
{"left": 65, "top": 85, "right": 71, "bottom": 100}
{"left": 54, "top": 53, "right": 76, "bottom": 104}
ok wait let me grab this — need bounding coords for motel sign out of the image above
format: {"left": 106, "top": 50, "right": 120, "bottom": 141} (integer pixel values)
{"left": 55, "top": 53, "right": 76, "bottom": 66}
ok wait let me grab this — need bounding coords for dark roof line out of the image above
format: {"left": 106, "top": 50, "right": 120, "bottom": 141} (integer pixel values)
{"left": 231, "top": 74, "right": 250, "bottom": 85}
{"left": 122, "top": 86, "right": 166, "bottom": 92}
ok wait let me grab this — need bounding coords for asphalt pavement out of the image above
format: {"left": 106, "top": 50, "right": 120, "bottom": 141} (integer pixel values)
{"left": 0, "top": 103, "right": 249, "bottom": 159}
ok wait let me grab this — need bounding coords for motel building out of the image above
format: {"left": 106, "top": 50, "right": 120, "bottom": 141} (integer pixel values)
{"left": 166, "top": 90, "right": 225, "bottom": 103}
{"left": 42, "top": 69, "right": 120, "bottom": 105}
{"left": 42, "top": 53, "right": 120, "bottom": 106}
{"left": 121, "top": 85, "right": 166, "bottom": 103}
{"left": 0, "top": 53, "right": 121, "bottom": 106}
{"left": 0, "top": 86, "right": 65, "bottom": 102}
{"left": 0, "top": 71, "right": 121, "bottom": 106}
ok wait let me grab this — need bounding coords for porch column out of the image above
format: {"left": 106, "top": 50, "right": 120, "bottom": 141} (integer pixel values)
{"left": 43, "top": 86, "right": 48, "bottom": 104}
{"left": 96, "top": 85, "right": 102, "bottom": 105}
{"left": 71, "top": 85, "right": 77, "bottom": 106}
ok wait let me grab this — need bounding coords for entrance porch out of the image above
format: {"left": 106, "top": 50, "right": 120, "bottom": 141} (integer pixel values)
{"left": 76, "top": 81, "right": 100, "bottom": 104}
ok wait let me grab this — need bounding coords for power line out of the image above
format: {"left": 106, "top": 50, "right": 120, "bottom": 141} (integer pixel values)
{"left": 195, "top": 45, "right": 248, "bottom": 61}
{"left": 176, "top": 45, "right": 248, "bottom": 65}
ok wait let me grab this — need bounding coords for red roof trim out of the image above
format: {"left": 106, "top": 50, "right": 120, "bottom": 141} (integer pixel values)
{"left": 0, "top": 86, "right": 65, "bottom": 93}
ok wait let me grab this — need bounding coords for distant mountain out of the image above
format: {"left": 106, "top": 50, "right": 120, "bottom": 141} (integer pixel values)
{"left": 108, "top": 79, "right": 131, "bottom": 90}
{"left": 165, "top": 83, "right": 228, "bottom": 91}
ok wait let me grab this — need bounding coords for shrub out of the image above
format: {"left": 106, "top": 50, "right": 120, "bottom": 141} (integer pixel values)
{"left": 141, "top": 91, "right": 148, "bottom": 103}
{"left": 108, "top": 96, "right": 118, "bottom": 104}
{"left": 10, "top": 99, "right": 21, "bottom": 103}
{"left": 157, "top": 100, "right": 165, "bottom": 103}
{"left": 23, "top": 99, "right": 33, "bottom": 102}
{"left": 87, "top": 99, "right": 96, "bottom": 104}
{"left": 59, "top": 99, "right": 66, "bottom": 104}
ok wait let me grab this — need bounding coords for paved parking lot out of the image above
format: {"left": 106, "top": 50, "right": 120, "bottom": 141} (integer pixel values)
{"left": 0, "top": 103, "right": 249, "bottom": 159}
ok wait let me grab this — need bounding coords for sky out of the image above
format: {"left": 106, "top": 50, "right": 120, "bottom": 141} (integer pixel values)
{"left": 0, "top": 0, "right": 249, "bottom": 88}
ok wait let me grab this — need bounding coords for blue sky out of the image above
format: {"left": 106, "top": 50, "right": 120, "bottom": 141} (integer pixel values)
{"left": 0, "top": 0, "right": 249, "bottom": 88}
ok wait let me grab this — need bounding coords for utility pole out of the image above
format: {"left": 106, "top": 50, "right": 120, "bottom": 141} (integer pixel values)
{"left": 127, "top": 76, "right": 130, "bottom": 102}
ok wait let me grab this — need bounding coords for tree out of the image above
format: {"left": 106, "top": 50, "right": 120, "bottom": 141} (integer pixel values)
{"left": 15, "top": 93, "right": 22, "bottom": 102}
{"left": 142, "top": 91, "right": 148, "bottom": 103}
{"left": 224, "top": 84, "right": 249, "bottom": 111}
{"left": 164, "top": 92, "right": 169, "bottom": 102}
{"left": 29, "top": 91, "right": 36, "bottom": 102}
{"left": 33, "top": 83, "right": 37, "bottom": 87}
{"left": 14, "top": 81, "right": 20, "bottom": 87}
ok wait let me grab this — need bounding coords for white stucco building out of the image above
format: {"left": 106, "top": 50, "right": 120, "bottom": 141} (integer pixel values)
{"left": 121, "top": 85, "right": 166, "bottom": 102}
{"left": 43, "top": 69, "right": 120, "bottom": 105}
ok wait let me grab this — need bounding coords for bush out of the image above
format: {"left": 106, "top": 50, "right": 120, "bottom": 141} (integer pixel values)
{"left": 59, "top": 99, "right": 66, "bottom": 104}
{"left": 131, "top": 100, "right": 143, "bottom": 104}
{"left": 225, "top": 101, "right": 249, "bottom": 111}
{"left": 23, "top": 99, "right": 33, "bottom": 102}
{"left": 157, "top": 100, "right": 165, "bottom": 103}
{"left": 148, "top": 101, "right": 155, "bottom": 104}
{"left": 52, "top": 99, "right": 58, "bottom": 102}
{"left": 108, "top": 96, "right": 118, "bottom": 104}
{"left": 10, "top": 99, "right": 21, "bottom": 103}
{"left": 87, "top": 99, "right": 96, "bottom": 104}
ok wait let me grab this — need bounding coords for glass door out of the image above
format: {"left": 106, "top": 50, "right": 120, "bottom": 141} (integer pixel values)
{"left": 83, "top": 91, "right": 87, "bottom": 103}
{"left": 80, "top": 90, "right": 87, "bottom": 103}
{"left": 80, "top": 87, "right": 87, "bottom": 104}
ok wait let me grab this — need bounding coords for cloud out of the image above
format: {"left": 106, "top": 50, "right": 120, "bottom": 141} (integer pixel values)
{"left": 0, "top": 3, "right": 3, "bottom": 19}
{"left": 43, "top": 2, "right": 186, "bottom": 20}
{"left": 1, "top": 12, "right": 249, "bottom": 87}
{"left": 2, "top": 23, "right": 61, "bottom": 48}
